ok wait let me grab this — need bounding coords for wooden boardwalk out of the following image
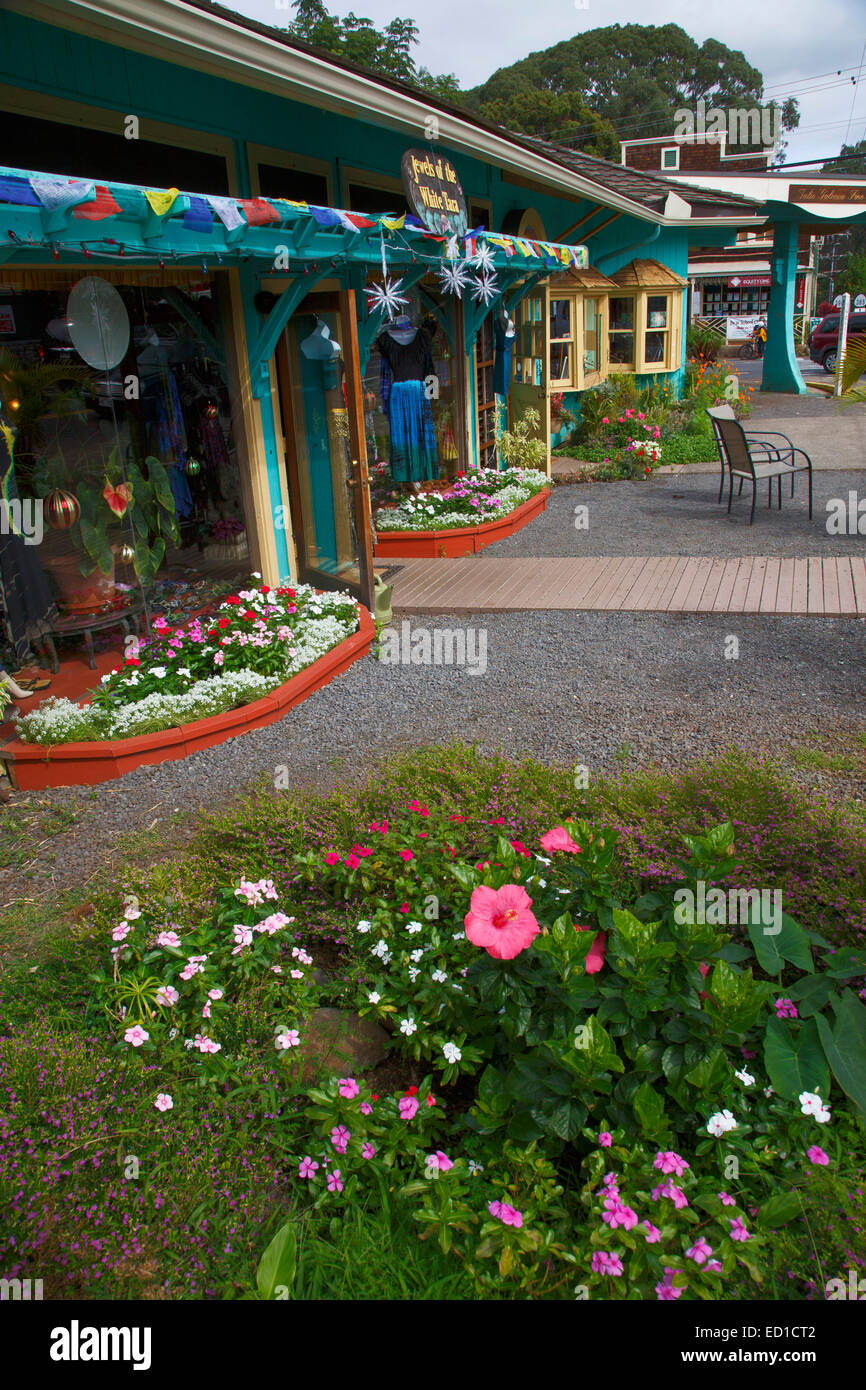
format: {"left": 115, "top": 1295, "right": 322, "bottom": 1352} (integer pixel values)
{"left": 388, "top": 556, "right": 866, "bottom": 616}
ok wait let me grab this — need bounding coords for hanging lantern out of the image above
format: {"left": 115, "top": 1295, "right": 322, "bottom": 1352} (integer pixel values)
{"left": 117, "top": 542, "right": 136, "bottom": 565}
{"left": 185, "top": 456, "right": 202, "bottom": 477}
{"left": 45, "top": 487, "right": 81, "bottom": 529}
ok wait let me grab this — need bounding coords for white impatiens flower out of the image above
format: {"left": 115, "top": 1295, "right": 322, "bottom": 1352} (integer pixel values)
{"left": 432, "top": 970, "right": 448, "bottom": 983}
{"left": 707, "top": 1109, "right": 738, "bottom": 1138}
{"left": 442, "top": 1042, "right": 462, "bottom": 1064}
{"left": 371, "top": 939, "right": 390, "bottom": 959}
{"left": 735, "top": 1069, "right": 755, "bottom": 1087}
{"left": 452, "top": 931, "right": 465, "bottom": 941}
{"left": 764, "top": 1086, "right": 774, "bottom": 1098}
{"left": 407, "top": 966, "right": 420, "bottom": 982}
{"left": 356, "top": 920, "right": 372, "bottom": 933}
{"left": 798, "top": 1091, "right": 832, "bottom": 1124}
{"left": 367, "top": 991, "right": 381, "bottom": 1005}
{"left": 405, "top": 921, "right": 424, "bottom": 935}
{"left": 399, "top": 1018, "right": 418, "bottom": 1036}
{"left": 410, "top": 949, "right": 424, "bottom": 963}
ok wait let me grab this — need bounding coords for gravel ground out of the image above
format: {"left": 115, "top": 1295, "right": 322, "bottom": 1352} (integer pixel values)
{"left": 4, "top": 609, "right": 864, "bottom": 906}
{"left": 479, "top": 473, "right": 866, "bottom": 558}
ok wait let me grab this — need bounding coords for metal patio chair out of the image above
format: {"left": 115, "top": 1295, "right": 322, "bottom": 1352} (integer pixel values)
{"left": 706, "top": 406, "right": 813, "bottom": 525}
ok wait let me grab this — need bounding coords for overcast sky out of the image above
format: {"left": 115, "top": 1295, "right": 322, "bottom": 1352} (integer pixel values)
{"left": 229, "top": 0, "right": 865, "bottom": 166}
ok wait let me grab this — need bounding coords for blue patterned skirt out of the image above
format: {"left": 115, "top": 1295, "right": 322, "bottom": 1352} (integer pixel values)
{"left": 388, "top": 380, "right": 438, "bottom": 482}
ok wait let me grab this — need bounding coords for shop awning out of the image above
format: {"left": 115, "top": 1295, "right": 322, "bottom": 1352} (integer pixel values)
{"left": 0, "top": 165, "right": 589, "bottom": 277}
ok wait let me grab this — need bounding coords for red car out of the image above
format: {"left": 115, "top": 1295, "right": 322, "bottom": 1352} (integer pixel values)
{"left": 809, "top": 310, "right": 866, "bottom": 372}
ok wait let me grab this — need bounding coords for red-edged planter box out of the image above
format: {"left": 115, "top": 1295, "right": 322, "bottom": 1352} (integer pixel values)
{"left": 3, "top": 607, "right": 375, "bottom": 790}
{"left": 373, "top": 488, "right": 551, "bottom": 559}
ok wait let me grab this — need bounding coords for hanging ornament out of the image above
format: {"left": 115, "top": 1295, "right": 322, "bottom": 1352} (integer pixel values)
{"left": 45, "top": 487, "right": 80, "bottom": 530}
{"left": 185, "top": 456, "right": 202, "bottom": 477}
{"left": 117, "top": 542, "right": 136, "bottom": 565}
{"left": 205, "top": 403, "right": 219, "bottom": 419}
{"left": 470, "top": 271, "right": 499, "bottom": 307}
{"left": 470, "top": 240, "right": 496, "bottom": 275}
{"left": 443, "top": 234, "right": 461, "bottom": 261}
{"left": 365, "top": 275, "right": 409, "bottom": 321}
{"left": 438, "top": 259, "right": 472, "bottom": 299}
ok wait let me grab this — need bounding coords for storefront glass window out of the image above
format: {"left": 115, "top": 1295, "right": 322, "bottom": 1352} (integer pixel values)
{"left": 0, "top": 272, "right": 250, "bottom": 670}
{"left": 609, "top": 295, "right": 635, "bottom": 365}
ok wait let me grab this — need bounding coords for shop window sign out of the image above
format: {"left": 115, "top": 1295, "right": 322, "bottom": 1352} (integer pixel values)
{"left": 401, "top": 149, "right": 468, "bottom": 237}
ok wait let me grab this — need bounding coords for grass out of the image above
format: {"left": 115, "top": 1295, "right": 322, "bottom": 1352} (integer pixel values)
{"left": 0, "top": 797, "right": 80, "bottom": 871}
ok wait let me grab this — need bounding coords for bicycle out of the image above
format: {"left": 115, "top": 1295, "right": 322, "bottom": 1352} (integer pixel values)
{"left": 738, "top": 338, "right": 759, "bottom": 359}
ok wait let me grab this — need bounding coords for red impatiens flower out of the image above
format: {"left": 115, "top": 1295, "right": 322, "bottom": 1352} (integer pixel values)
{"left": 575, "top": 923, "right": 607, "bottom": 974}
{"left": 243, "top": 609, "right": 257, "bottom": 622}
{"left": 224, "top": 596, "right": 241, "bottom": 606}
{"left": 324, "top": 851, "right": 341, "bottom": 865}
{"left": 399, "top": 902, "right": 409, "bottom": 914}
{"left": 509, "top": 840, "right": 531, "bottom": 857}
{"left": 261, "top": 585, "right": 271, "bottom": 594}
{"left": 218, "top": 617, "right": 231, "bottom": 629}
{"left": 404, "top": 1085, "right": 419, "bottom": 1096}
{"left": 409, "top": 800, "right": 429, "bottom": 816}
{"left": 540, "top": 826, "right": 582, "bottom": 854}
{"left": 124, "top": 657, "right": 140, "bottom": 667}
{"left": 465, "top": 883, "right": 540, "bottom": 961}
{"left": 398, "top": 849, "right": 414, "bottom": 862}
{"left": 344, "top": 854, "right": 361, "bottom": 870}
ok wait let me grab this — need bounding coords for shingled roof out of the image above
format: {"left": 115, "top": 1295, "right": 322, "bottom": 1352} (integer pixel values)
{"left": 548, "top": 265, "right": 619, "bottom": 291}
{"left": 608, "top": 259, "right": 689, "bottom": 288}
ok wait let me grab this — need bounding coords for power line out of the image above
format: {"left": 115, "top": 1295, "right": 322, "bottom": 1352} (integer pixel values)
{"left": 843, "top": 39, "right": 866, "bottom": 147}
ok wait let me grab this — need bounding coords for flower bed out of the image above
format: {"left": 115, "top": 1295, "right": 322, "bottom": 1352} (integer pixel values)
{"left": 375, "top": 467, "right": 548, "bottom": 533}
{"left": 4, "top": 584, "right": 374, "bottom": 788}
{"left": 86, "top": 796, "right": 866, "bottom": 1301}
{"left": 374, "top": 483, "right": 550, "bottom": 559}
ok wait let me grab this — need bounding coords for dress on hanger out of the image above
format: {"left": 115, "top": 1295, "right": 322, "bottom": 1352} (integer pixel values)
{"left": 376, "top": 327, "right": 438, "bottom": 483}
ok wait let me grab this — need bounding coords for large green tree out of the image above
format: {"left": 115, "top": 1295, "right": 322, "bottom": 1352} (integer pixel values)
{"left": 285, "top": 0, "right": 458, "bottom": 89}
{"left": 468, "top": 23, "right": 798, "bottom": 151}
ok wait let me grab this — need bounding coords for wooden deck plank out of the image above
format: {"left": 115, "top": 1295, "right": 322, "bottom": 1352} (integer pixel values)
{"left": 632, "top": 557, "right": 681, "bottom": 612}
{"left": 631, "top": 557, "right": 672, "bottom": 611}
{"left": 836, "top": 558, "right": 857, "bottom": 616}
{"left": 758, "top": 557, "right": 782, "bottom": 614}
{"left": 791, "top": 558, "right": 809, "bottom": 613}
{"left": 743, "top": 557, "right": 768, "bottom": 613}
{"left": 582, "top": 557, "right": 633, "bottom": 609}
{"left": 850, "top": 557, "right": 866, "bottom": 615}
{"left": 821, "top": 558, "right": 841, "bottom": 617}
{"left": 727, "top": 558, "right": 754, "bottom": 613}
{"left": 696, "top": 558, "right": 729, "bottom": 612}
{"left": 553, "top": 559, "right": 613, "bottom": 608}
{"left": 807, "top": 557, "right": 824, "bottom": 616}
{"left": 710, "top": 558, "right": 741, "bottom": 612}
{"left": 775, "top": 558, "right": 795, "bottom": 614}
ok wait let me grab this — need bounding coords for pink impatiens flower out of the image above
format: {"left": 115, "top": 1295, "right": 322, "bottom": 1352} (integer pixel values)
{"left": 598, "top": 1131, "right": 613, "bottom": 1148}
{"left": 807, "top": 1146, "right": 830, "bottom": 1166}
{"left": 426, "top": 1151, "right": 454, "bottom": 1171}
{"left": 362, "top": 1142, "right": 376, "bottom": 1160}
{"left": 154, "top": 1093, "right": 173, "bottom": 1112}
{"left": 124, "top": 1025, "right": 149, "bottom": 1047}
{"left": 686, "top": 1237, "right": 714, "bottom": 1266}
{"left": 398, "top": 849, "right": 415, "bottom": 862}
{"left": 653, "top": 1151, "right": 690, "bottom": 1177}
{"left": 298, "top": 1156, "right": 319, "bottom": 1179}
{"left": 324, "top": 852, "right": 341, "bottom": 866}
{"left": 330, "top": 1125, "right": 351, "bottom": 1153}
{"left": 539, "top": 826, "right": 582, "bottom": 854}
{"left": 591, "top": 1251, "right": 623, "bottom": 1276}
{"left": 489, "top": 1202, "right": 523, "bottom": 1228}
{"left": 399, "top": 1096, "right": 419, "bottom": 1121}
{"left": 338, "top": 1078, "right": 359, "bottom": 1099}
{"left": 603, "top": 1201, "right": 638, "bottom": 1231}
{"left": 718, "top": 1192, "right": 736, "bottom": 1206}
{"left": 327, "top": 1170, "right": 343, "bottom": 1194}
{"left": 642, "top": 1221, "right": 661, "bottom": 1244}
{"left": 464, "top": 883, "right": 540, "bottom": 961}
{"left": 729, "top": 1217, "right": 751, "bottom": 1241}
{"left": 774, "top": 998, "right": 798, "bottom": 1019}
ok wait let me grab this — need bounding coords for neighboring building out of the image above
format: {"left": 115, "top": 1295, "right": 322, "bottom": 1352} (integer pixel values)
{"left": 0, "top": 0, "right": 786, "bottom": 605}
{"left": 622, "top": 134, "right": 866, "bottom": 344}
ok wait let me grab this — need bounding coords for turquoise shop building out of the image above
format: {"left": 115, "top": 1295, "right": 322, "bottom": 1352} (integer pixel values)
{"left": 0, "top": 0, "right": 784, "bottom": 606}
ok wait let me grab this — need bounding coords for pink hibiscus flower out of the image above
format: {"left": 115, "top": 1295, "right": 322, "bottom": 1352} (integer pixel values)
{"left": 539, "top": 826, "right": 582, "bottom": 854}
{"left": 464, "top": 883, "right": 540, "bottom": 961}
{"left": 575, "top": 924, "right": 607, "bottom": 974}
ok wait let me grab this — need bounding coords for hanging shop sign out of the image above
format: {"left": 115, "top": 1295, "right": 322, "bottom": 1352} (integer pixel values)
{"left": 728, "top": 275, "right": 770, "bottom": 288}
{"left": 401, "top": 149, "right": 468, "bottom": 238}
{"left": 789, "top": 185, "right": 866, "bottom": 205}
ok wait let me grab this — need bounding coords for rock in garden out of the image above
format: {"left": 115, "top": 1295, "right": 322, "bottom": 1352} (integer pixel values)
{"left": 297, "top": 1008, "right": 389, "bottom": 1083}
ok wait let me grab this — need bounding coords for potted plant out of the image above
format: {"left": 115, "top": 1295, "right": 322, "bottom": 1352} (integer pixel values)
{"left": 0, "top": 347, "right": 96, "bottom": 487}
{"left": 32, "top": 447, "right": 179, "bottom": 612}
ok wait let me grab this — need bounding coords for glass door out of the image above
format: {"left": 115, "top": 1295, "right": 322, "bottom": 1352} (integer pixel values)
{"left": 277, "top": 292, "right": 374, "bottom": 610}
{"left": 509, "top": 289, "right": 550, "bottom": 472}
